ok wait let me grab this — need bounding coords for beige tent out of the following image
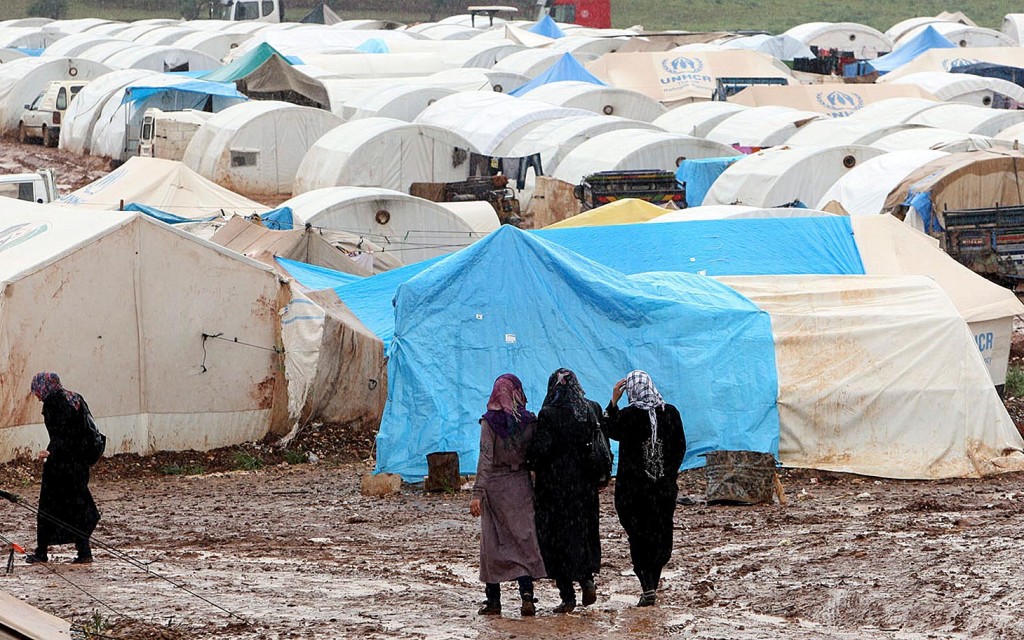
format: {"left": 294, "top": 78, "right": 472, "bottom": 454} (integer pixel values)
{"left": 0, "top": 203, "right": 290, "bottom": 463}
{"left": 587, "top": 50, "right": 795, "bottom": 105}
{"left": 0, "top": 589, "right": 70, "bottom": 640}
{"left": 60, "top": 157, "right": 269, "bottom": 219}
{"left": 730, "top": 84, "right": 937, "bottom": 117}
{"left": 881, "top": 47, "right": 1024, "bottom": 82}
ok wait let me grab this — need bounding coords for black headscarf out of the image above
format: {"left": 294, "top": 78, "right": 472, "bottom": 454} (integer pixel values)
{"left": 542, "top": 368, "right": 593, "bottom": 422}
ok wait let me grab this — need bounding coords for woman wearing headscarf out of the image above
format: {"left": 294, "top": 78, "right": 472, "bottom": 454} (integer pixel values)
{"left": 26, "top": 373, "right": 100, "bottom": 565}
{"left": 527, "top": 368, "right": 603, "bottom": 613}
{"left": 604, "top": 370, "right": 685, "bottom": 606}
{"left": 470, "top": 374, "right": 546, "bottom": 617}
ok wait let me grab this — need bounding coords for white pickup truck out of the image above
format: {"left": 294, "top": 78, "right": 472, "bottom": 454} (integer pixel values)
{"left": 0, "top": 170, "right": 59, "bottom": 204}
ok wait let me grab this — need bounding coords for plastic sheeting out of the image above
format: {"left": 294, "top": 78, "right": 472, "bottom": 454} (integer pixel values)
{"left": 276, "top": 256, "right": 363, "bottom": 289}
{"left": 508, "top": 53, "right": 605, "bottom": 97}
{"left": 528, "top": 15, "right": 566, "bottom": 39}
{"left": 676, "top": 156, "right": 741, "bottom": 207}
{"left": 855, "top": 25, "right": 955, "bottom": 76}
{"left": 377, "top": 225, "right": 781, "bottom": 479}
{"left": 544, "top": 198, "right": 670, "bottom": 228}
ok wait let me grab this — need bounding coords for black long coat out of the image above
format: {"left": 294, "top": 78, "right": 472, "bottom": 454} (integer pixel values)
{"left": 603, "top": 402, "right": 685, "bottom": 573}
{"left": 37, "top": 393, "right": 100, "bottom": 548}
{"left": 527, "top": 399, "right": 602, "bottom": 582}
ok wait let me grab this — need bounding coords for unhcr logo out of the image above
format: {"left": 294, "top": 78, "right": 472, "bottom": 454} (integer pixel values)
{"left": 661, "top": 56, "right": 705, "bottom": 75}
{"left": 943, "top": 57, "right": 980, "bottom": 70}
{"left": 815, "top": 90, "right": 865, "bottom": 114}
{"left": 0, "top": 222, "right": 48, "bottom": 253}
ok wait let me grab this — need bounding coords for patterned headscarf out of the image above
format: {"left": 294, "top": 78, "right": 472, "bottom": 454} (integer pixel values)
{"left": 542, "top": 368, "right": 592, "bottom": 422}
{"left": 482, "top": 373, "right": 534, "bottom": 440}
{"left": 30, "top": 372, "right": 80, "bottom": 410}
{"left": 625, "top": 370, "right": 666, "bottom": 479}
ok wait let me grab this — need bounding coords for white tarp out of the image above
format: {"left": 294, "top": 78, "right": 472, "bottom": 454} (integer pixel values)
{"left": 785, "top": 120, "right": 926, "bottom": 147}
{"left": 293, "top": 118, "right": 478, "bottom": 194}
{"left": 870, "top": 128, "right": 1006, "bottom": 153}
{"left": 783, "top": 21, "right": 893, "bottom": 58}
{"left": 183, "top": 100, "right": 343, "bottom": 195}
{"left": 0, "top": 203, "right": 289, "bottom": 463}
{"left": 342, "top": 85, "right": 459, "bottom": 121}
{"left": 704, "top": 106, "right": 822, "bottom": 147}
{"left": 519, "top": 80, "right": 667, "bottom": 122}
{"left": 896, "top": 23, "right": 1013, "bottom": 49}
{"left": 907, "top": 103, "right": 1024, "bottom": 136}
{"left": 59, "top": 68, "right": 156, "bottom": 154}
{"left": 886, "top": 72, "right": 1024, "bottom": 106}
{"left": 719, "top": 275, "right": 1024, "bottom": 479}
{"left": 101, "top": 45, "right": 220, "bottom": 73}
{"left": 652, "top": 101, "right": 748, "bottom": 137}
{"left": 846, "top": 97, "right": 944, "bottom": 126}
{"left": 0, "top": 57, "right": 112, "bottom": 134}
{"left": 702, "top": 145, "right": 885, "bottom": 208}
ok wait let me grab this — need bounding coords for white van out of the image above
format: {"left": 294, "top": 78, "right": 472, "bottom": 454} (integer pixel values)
{"left": 19, "top": 80, "right": 88, "bottom": 147}
{"left": 220, "top": 0, "right": 283, "bottom": 22}
{"left": 0, "top": 170, "right": 59, "bottom": 204}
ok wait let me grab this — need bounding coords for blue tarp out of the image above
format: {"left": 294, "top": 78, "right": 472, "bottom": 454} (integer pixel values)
{"left": 261, "top": 207, "right": 296, "bottom": 230}
{"left": 508, "top": 53, "right": 606, "bottom": 97}
{"left": 334, "top": 217, "right": 865, "bottom": 352}
{"left": 14, "top": 47, "right": 43, "bottom": 57}
{"left": 676, "top": 157, "right": 742, "bottom": 207}
{"left": 528, "top": 15, "right": 566, "bottom": 39}
{"left": 847, "top": 25, "right": 955, "bottom": 76}
{"left": 376, "top": 226, "right": 781, "bottom": 480}
{"left": 951, "top": 62, "right": 1024, "bottom": 88}
{"left": 123, "top": 203, "right": 219, "bottom": 224}
{"left": 356, "top": 38, "right": 390, "bottom": 53}
{"left": 275, "top": 256, "right": 363, "bottom": 289}
{"left": 121, "top": 80, "right": 248, "bottom": 105}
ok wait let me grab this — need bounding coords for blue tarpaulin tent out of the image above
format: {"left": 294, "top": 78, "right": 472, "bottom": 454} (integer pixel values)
{"left": 376, "top": 225, "right": 781, "bottom": 479}
{"left": 951, "top": 62, "right": 1024, "bottom": 88}
{"left": 120, "top": 80, "right": 247, "bottom": 105}
{"left": 528, "top": 15, "right": 566, "bottom": 39}
{"left": 123, "top": 203, "right": 219, "bottom": 224}
{"left": 845, "top": 25, "right": 955, "bottom": 77}
{"left": 260, "top": 207, "right": 297, "bottom": 230}
{"left": 508, "top": 53, "right": 606, "bottom": 97}
{"left": 356, "top": 38, "right": 390, "bottom": 54}
{"left": 275, "top": 256, "right": 363, "bottom": 289}
{"left": 676, "top": 157, "right": 742, "bottom": 207}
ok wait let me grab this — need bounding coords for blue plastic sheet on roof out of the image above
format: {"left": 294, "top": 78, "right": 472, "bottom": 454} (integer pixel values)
{"left": 123, "top": 202, "right": 219, "bottom": 224}
{"left": 120, "top": 80, "right": 247, "bottom": 105}
{"left": 903, "top": 189, "right": 940, "bottom": 232}
{"left": 333, "top": 217, "right": 865, "bottom": 354}
{"left": 356, "top": 38, "right": 390, "bottom": 53}
{"left": 508, "top": 53, "right": 606, "bottom": 96}
{"left": 275, "top": 256, "right": 363, "bottom": 289}
{"left": 14, "top": 47, "right": 43, "bottom": 56}
{"left": 528, "top": 14, "right": 566, "bottom": 38}
{"left": 166, "top": 70, "right": 210, "bottom": 79}
{"left": 260, "top": 207, "right": 296, "bottom": 230}
{"left": 951, "top": 62, "right": 1024, "bottom": 88}
{"left": 376, "top": 225, "right": 780, "bottom": 480}
{"left": 675, "top": 157, "right": 742, "bottom": 207}
{"left": 850, "top": 25, "right": 955, "bottom": 76}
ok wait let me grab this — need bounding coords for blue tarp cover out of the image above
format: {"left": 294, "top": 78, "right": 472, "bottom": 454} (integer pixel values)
{"left": 261, "top": 207, "right": 296, "bottom": 230}
{"left": 853, "top": 25, "right": 955, "bottom": 76}
{"left": 376, "top": 226, "right": 781, "bottom": 480}
{"left": 334, "top": 217, "right": 866, "bottom": 351}
{"left": 528, "top": 15, "right": 566, "bottom": 38}
{"left": 676, "top": 157, "right": 742, "bottom": 207}
{"left": 951, "top": 62, "right": 1024, "bottom": 88}
{"left": 121, "top": 80, "right": 247, "bottom": 105}
{"left": 508, "top": 53, "right": 606, "bottom": 97}
{"left": 123, "top": 202, "right": 218, "bottom": 224}
{"left": 275, "top": 256, "right": 363, "bottom": 289}
{"left": 356, "top": 38, "right": 390, "bottom": 53}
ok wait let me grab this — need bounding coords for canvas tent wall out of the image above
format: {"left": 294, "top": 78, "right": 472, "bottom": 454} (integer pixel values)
{"left": 906, "top": 103, "right": 1024, "bottom": 137}
{"left": 293, "top": 118, "right": 478, "bottom": 194}
{"left": 132, "top": 26, "right": 198, "bottom": 47}
{"left": 278, "top": 187, "right": 498, "bottom": 264}
{"left": 702, "top": 145, "right": 886, "bottom": 208}
{"left": 0, "top": 27, "right": 64, "bottom": 50}
{"left": 729, "top": 85, "right": 937, "bottom": 118}
{"left": 0, "top": 48, "right": 27, "bottom": 64}
{"left": 816, "top": 149, "right": 949, "bottom": 214}
{"left": 881, "top": 48, "right": 1024, "bottom": 82}
{"left": 719, "top": 275, "right": 1023, "bottom": 479}
{"left": 552, "top": 129, "right": 738, "bottom": 185}
{"left": 171, "top": 31, "right": 250, "bottom": 63}
{"left": 492, "top": 48, "right": 576, "bottom": 79}
{"left": 342, "top": 85, "right": 459, "bottom": 122}
{"left": 1003, "top": 14, "right": 1024, "bottom": 45}
{"left": 896, "top": 23, "right": 1013, "bottom": 49}
{"left": 857, "top": 25, "right": 955, "bottom": 76}
{"left": 785, "top": 120, "right": 926, "bottom": 147}
{"left": 846, "top": 97, "right": 946, "bottom": 126}
{"left": 0, "top": 204, "right": 289, "bottom": 463}
{"left": 204, "top": 44, "right": 331, "bottom": 109}
{"left": 870, "top": 128, "right": 1005, "bottom": 153}
{"left": 886, "top": 16, "right": 956, "bottom": 42}
{"left": 101, "top": 45, "right": 220, "bottom": 73}
{"left": 704, "top": 106, "right": 822, "bottom": 147}
{"left": 652, "top": 101, "right": 748, "bottom": 137}
{"left": 518, "top": 80, "right": 666, "bottom": 122}
{"left": 377, "top": 225, "right": 781, "bottom": 479}
{"left": 76, "top": 40, "right": 140, "bottom": 65}
{"left": 887, "top": 71, "right": 1024, "bottom": 107}
{"left": 0, "top": 57, "right": 112, "bottom": 134}
{"left": 59, "top": 68, "right": 156, "bottom": 154}
{"left": 43, "top": 33, "right": 120, "bottom": 57}
{"left": 60, "top": 157, "right": 269, "bottom": 218}
{"left": 783, "top": 22, "right": 892, "bottom": 58}
{"left": 183, "top": 101, "right": 343, "bottom": 196}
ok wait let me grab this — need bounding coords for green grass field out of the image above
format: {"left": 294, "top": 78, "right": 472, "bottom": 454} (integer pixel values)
{"left": 0, "top": 1, "right": 1011, "bottom": 33}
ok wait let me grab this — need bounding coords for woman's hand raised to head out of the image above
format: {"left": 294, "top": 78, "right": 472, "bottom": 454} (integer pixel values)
{"left": 611, "top": 379, "right": 626, "bottom": 406}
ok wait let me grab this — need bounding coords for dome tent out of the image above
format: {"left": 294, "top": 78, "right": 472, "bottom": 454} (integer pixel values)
{"left": 816, "top": 149, "right": 949, "bottom": 214}
{"left": 518, "top": 80, "right": 666, "bottom": 122}
{"left": 652, "top": 101, "right": 748, "bottom": 137}
{"left": 60, "top": 68, "right": 157, "bottom": 154}
{"left": 0, "top": 57, "right": 112, "bottom": 135}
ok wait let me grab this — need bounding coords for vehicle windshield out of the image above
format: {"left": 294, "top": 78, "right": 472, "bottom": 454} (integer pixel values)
{"left": 234, "top": 0, "right": 259, "bottom": 19}
{"left": 29, "top": 93, "right": 43, "bottom": 110}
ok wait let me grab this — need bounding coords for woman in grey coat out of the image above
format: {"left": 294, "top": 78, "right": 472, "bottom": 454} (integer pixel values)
{"left": 470, "top": 373, "right": 547, "bottom": 617}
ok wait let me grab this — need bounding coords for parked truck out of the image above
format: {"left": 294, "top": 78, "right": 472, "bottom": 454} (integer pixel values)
{"left": 0, "top": 170, "right": 59, "bottom": 204}
{"left": 573, "top": 170, "right": 686, "bottom": 211}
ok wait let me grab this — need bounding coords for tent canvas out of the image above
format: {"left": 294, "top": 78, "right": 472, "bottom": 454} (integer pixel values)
{"left": 729, "top": 84, "right": 938, "bottom": 117}
{"left": 508, "top": 53, "right": 607, "bottom": 97}
{"left": 676, "top": 156, "right": 741, "bottom": 207}
{"left": 854, "top": 25, "right": 956, "bottom": 76}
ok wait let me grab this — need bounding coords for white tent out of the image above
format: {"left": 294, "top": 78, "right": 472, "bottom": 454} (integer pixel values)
{"left": 111, "top": 23, "right": 174, "bottom": 42}
{"left": 60, "top": 156, "right": 269, "bottom": 218}
{"left": 702, "top": 145, "right": 885, "bottom": 207}
{"left": 494, "top": 115, "right": 663, "bottom": 176}
{"left": 59, "top": 68, "right": 156, "bottom": 155}
{"left": 553, "top": 129, "right": 739, "bottom": 184}
{"left": 299, "top": 53, "right": 447, "bottom": 78}
{"left": 519, "top": 80, "right": 667, "bottom": 122}
{"left": 846, "top": 97, "right": 945, "bottom": 126}
{"left": 320, "top": 72, "right": 490, "bottom": 115}
{"left": 405, "top": 23, "right": 483, "bottom": 41}
{"left": 1002, "top": 14, "right": 1024, "bottom": 45}
{"left": 131, "top": 26, "right": 198, "bottom": 47}
{"left": 171, "top": 30, "right": 251, "bottom": 63}
{"left": 0, "top": 48, "right": 26, "bottom": 64}
{"left": 652, "top": 101, "right": 748, "bottom": 137}
{"left": 783, "top": 22, "right": 893, "bottom": 58}
{"left": 342, "top": 85, "right": 459, "bottom": 122}
{"left": 492, "top": 48, "right": 589, "bottom": 78}
{"left": 546, "top": 36, "right": 629, "bottom": 57}
{"left": 648, "top": 205, "right": 833, "bottom": 222}
{"left": 870, "top": 127, "right": 1006, "bottom": 153}
{"left": 0, "top": 203, "right": 289, "bottom": 463}
{"left": 816, "top": 149, "right": 949, "bottom": 214}
{"left": 0, "top": 57, "right": 111, "bottom": 134}
{"left": 382, "top": 38, "right": 525, "bottom": 68}
{"left": 887, "top": 72, "right": 1024, "bottom": 107}
{"left": 784, "top": 120, "right": 926, "bottom": 147}
{"left": 713, "top": 33, "right": 813, "bottom": 60}
{"left": 994, "top": 121, "right": 1024, "bottom": 144}
{"left": 101, "top": 44, "right": 220, "bottom": 72}
{"left": 906, "top": 103, "right": 1024, "bottom": 137}
{"left": 896, "top": 22, "right": 1013, "bottom": 49}
{"left": 414, "top": 91, "right": 591, "bottom": 155}
{"left": 293, "top": 118, "right": 478, "bottom": 194}
{"left": 281, "top": 187, "right": 498, "bottom": 263}
{"left": 82, "top": 22, "right": 132, "bottom": 37}
{"left": 704, "top": 106, "right": 822, "bottom": 147}
{"left": 473, "top": 69, "right": 529, "bottom": 93}
{"left": 183, "top": 101, "right": 343, "bottom": 195}
{"left": 42, "top": 33, "right": 119, "bottom": 57}
{"left": 886, "top": 16, "right": 953, "bottom": 42}
{"left": 719, "top": 275, "right": 1024, "bottom": 479}
{"left": 76, "top": 39, "right": 140, "bottom": 64}
{"left": 0, "top": 27, "right": 65, "bottom": 50}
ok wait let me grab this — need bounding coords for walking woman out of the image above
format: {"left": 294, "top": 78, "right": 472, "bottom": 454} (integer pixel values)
{"left": 604, "top": 370, "right": 685, "bottom": 606}
{"left": 470, "top": 374, "right": 546, "bottom": 616}
{"left": 27, "top": 373, "right": 100, "bottom": 565}
{"left": 528, "top": 368, "right": 603, "bottom": 613}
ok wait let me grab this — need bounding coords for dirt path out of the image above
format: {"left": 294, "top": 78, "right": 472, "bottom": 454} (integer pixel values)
{"left": 2, "top": 461, "right": 1024, "bottom": 639}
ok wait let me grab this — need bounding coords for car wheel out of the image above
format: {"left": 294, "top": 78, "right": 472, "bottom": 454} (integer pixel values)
{"left": 44, "top": 126, "right": 58, "bottom": 148}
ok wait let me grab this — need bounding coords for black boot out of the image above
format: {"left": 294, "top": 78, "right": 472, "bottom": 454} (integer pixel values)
{"left": 581, "top": 577, "right": 597, "bottom": 606}
{"left": 554, "top": 578, "right": 576, "bottom": 613}
{"left": 478, "top": 583, "right": 501, "bottom": 615}
{"left": 517, "top": 577, "right": 536, "bottom": 617}
{"left": 638, "top": 590, "right": 657, "bottom": 607}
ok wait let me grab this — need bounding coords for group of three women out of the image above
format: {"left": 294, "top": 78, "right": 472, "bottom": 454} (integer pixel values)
{"left": 470, "top": 368, "right": 686, "bottom": 616}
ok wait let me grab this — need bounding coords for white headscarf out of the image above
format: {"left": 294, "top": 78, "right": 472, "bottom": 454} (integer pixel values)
{"left": 625, "top": 370, "right": 666, "bottom": 480}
